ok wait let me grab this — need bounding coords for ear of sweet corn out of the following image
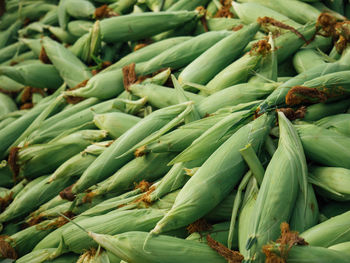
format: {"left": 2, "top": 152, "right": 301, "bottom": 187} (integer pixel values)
{"left": 233, "top": 2, "right": 301, "bottom": 30}
{"left": 63, "top": 208, "right": 167, "bottom": 254}
{"left": 315, "top": 113, "right": 350, "bottom": 136}
{"left": 88, "top": 231, "right": 227, "bottom": 263}
{"left": 0, "top": 62, "right": 63, "bottom": 90}
{"left": 103, "top": 36, "right": 191, "bottom": 73}
{"left": 0, "top": 42, "right": 28, "bottom": 64}
{"left": 167, "top": 0, "right": 210, "bottom": 11}
{"left": 17, "top": 129, "right": 107, "bottom": 179}
{"left": 27, "top": 98, "right": 115, "bottom": 145}
{"left": 93, "top": 112, "right": 140, "bottom": 139}
{"left": 66, "top": 31, "right": 231, "bottom": 99}
{"left": 0, "top": 93, "right": 17, "bottom": 117}
{"left": 309, "top": 166, "right": 350, "bottom": 201}
{"left": 290, "top": 183, "right": 319, "bottom": 233}
{"left": 65, "top": 0, "right": 95, "bottom": 19}
{"left": 204, "top": 48, "right": 265, "bottom": 94}
{"left": 194, "top": 17, "right": 245, "bottom": 35}
{"left": 0, "top": 174, "right": 76, "bottom": 224}
{"left": 293, "top": 49, "right": 327, "bottom": 74}
{"left": 295, "top": 123, "right": 350, "bottom": 169}
{"left": 303, "top": 99, "right": 350, "bottom": 122}
{"left": 88, "top": 152, "right": 176, "bottom": 198}
{"left": 109, "top": 0, "right": 137, "bottom": 14}
{"left": 129, "top": 83, "right": 203, "bottom": 109}
{"left": 72, "top": 102, "right": 192, "bottom": 194}
{"left": 329, "top": 242, "right": 350, "bottom": 256}
{"left": 42, "top": 37, "right": 92, "bottom": 89}
{"left": 170, "top": 110, "right": 252, "bottom": 165}
{"left": 238, "top": 0, "right": 320, "bottom": 24}
{"left": 27, "top": 195, "right": 69, "bottom": 221}
{"left": 151, "top": 113, "right": 273, "bottom": 236}
{"left": 246, "top": 112, "right": 308, "bottom": 262}
{"left": 48, "top": 26, "right": 79, "bottom": 45}
{"left": 238, "top": 178, "right": 259, "bottom": 258}
{"left": 187, "top": 221, "right": 238, "bottom": 249}
{"left": 265, "top": 243, "right": 350, "bottom": 263}
{"left": 300, "top": 210, "right": 350, "bottom": 247}
{"left": 145, "top": 113, "right": 228, "bottom": 154}
{"left": 49, "top": 141, "right": 112, "bottom": 183}
{"left": 100, "top": 11, "right": 198, "bottom": 43}
{"left": 179, "top": 23, "right": 260, "bottom": 86}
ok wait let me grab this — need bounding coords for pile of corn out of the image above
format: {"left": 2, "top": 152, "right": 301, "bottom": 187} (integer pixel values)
{"left": 1, "top": 0, "right": 350, "bottom": 262}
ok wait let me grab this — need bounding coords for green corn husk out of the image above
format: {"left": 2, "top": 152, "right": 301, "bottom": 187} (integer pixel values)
{"left": 28, "top": 195, "right": 69, "bottom": 222}
{"left": 67, "top": 20, "right": 93, "bottom": 37}
{"left": 144, "top": 113, "right": 228, "bottom": 154}
{"left": 128, "top": 83, "right": 203, "bottom": 109}
{"left": 0, "top": 20, "right": 21, "bottom": 49}
{"left": 15, "top": 244, "right": 66, "bottom": 263}
{"left": 187, "top": 221, "right": 238, "bottom": 249}
{"left": 0, "top": 75, "right": 24, "bottom": 93}
{"left": 312, "top": 2, "right": 346, "bottom": 20}
{"left": 65, "top": 0, "right": 95, "bottom": 19}
{"left": 0, "top": 42, "right": 29, "bottom": 64}
{"left": 324, "top": 0, "right": 344, "bottom": 15}
{"left": 309, "top": 166, "right": 350, "bottom": 201}
{"left": 104, "top": 36, "right": 190, "bottom": 72}
{"left": 49, "top": 141, "right": 112, "bottom": 183}
{"left": 0, "top": 62, "right": 63, "bottom": 90}
{"left": 17, "top": 129, "right": 107, "bottom": 179}
{"left": 293, "top": 49, "right": 327, "bottom": 74}
{"left": 303, "top": 99, "right": 350, "bottom": 122}
{"left": 167, "top": 0, "right": 210, "bottom": 11}
{"left": 0, "top": 93, "right": 17, "bottom": 117}
{"left": 194, "top": 18, "right": 244, "bottom": 35}
{"left": 93, "top": 112, "right": 140, "bottom": 139}
{"left": 197, "top": 82, "right": 277, "bottom": 116}
{"left": 66, "top": 31, "right": 231, "bottom": 99}
{"left": 170, "top": 110, "right": 252, "bottom": 165}
{"left": 233, "top": 2, "right": 301, "bottom": 30}
{"left": 179, "top": 23, "right": 260, "bottom": 86}
{"left": 0, "top": 217, "right": 71, "bottom": 259}
{"left": 264, "top": 243, "right": 350, "bottom": 263}
{"left": 245, "top": 112, "right": 308, "bottom": 263}
{"left": 42, "top": 37, "right": 92, "bottom": 89}
{"left": 72, "top": 102, "right": 192, "bottom": 194}
{"left": 295, "top": 123, "right": 350, "bottom": 169}
{"left": 63, "top": 208, "right": 169, "bottom": 254}
{"left": 0, "top": 164, "right": 14, "bottom": 188}
{"left": 315, "top": 113, "right": 350, "bottom": 136}
{"left": 249, "top": 33, "right": 278, "bottom": 83}
{"left": 44, "top": 253, "right": 79, "bottom": 263}
{"left": 300, "top": 210, "right": 350, "bottom": 247}
{"left": 204, "top": 190, "right": 237, "bottom": 222}
{"left": 20, "top": 38, "right": 42, "bottom": 57}
{"left": 238, "top": 0, "right": 320, "bottom": 24}
{"left": 238, "top": 178, "right": 259, "bottom": 258}
{"left": 151, "top": 113, "right": 273, "bottom": 236}
{"left": 100, "top": 11, "right": 198, "bottom": 43}
{"left": 88, "top": 152, "right": 176, "bottom": 199}
{"left": 2, "top": 51, "right": 37, "bottom": 67}
{"left": 109, "top": 0, "right": 137, "bottom": 14}
{"left": 147, "top": 159, "right": 205, "bottom": 203}
{"left": 89, "top": 231, "right": 227, "bottom": 263}
{"left": 301, "top": 70, "right": 350, "bottom": 91}
{"left": 329, "top": 242, "right": 350, "bottom": 256}
{"left": 257, "top": 62, "right": 350, "bottom": 114}
{"left": 204, "top": 41, "right": 272, "bottom": 94}
{"left": 0, "top": 175, "right": 76, "bottom": 224}
{"left": 76, "top": 248, "right": 121, "bottom": 263}
{"left": 48, "top": 26, "right": 79, "bottom": 45}
{"left": 290, "top": 183, "right": 319, "bottom": 233}
{"left": 27, "top": 98, "right": 115, "bottom": 145}
{"left": 0, "top": 90, "right": 65, "bottom": 159}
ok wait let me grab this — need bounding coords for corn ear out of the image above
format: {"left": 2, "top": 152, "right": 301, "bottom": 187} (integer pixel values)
{"left": 151, "top": 113, "right": 273, "bottom": 235}
{"left": 246, "top": 112, "right": 308, "bottom": 262}
{"left": 296, "top": 123, "right": 350, "bottom": 169}
{"left": 89, "top": 231, "right": 227, "bottom": 263}
{"left": 315, "top": 113, "right": 350, "bottom": 136}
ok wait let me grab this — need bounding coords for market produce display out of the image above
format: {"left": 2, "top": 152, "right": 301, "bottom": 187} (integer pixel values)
{"left": 0, "top": 0, "right": 350, "bottom": 262}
